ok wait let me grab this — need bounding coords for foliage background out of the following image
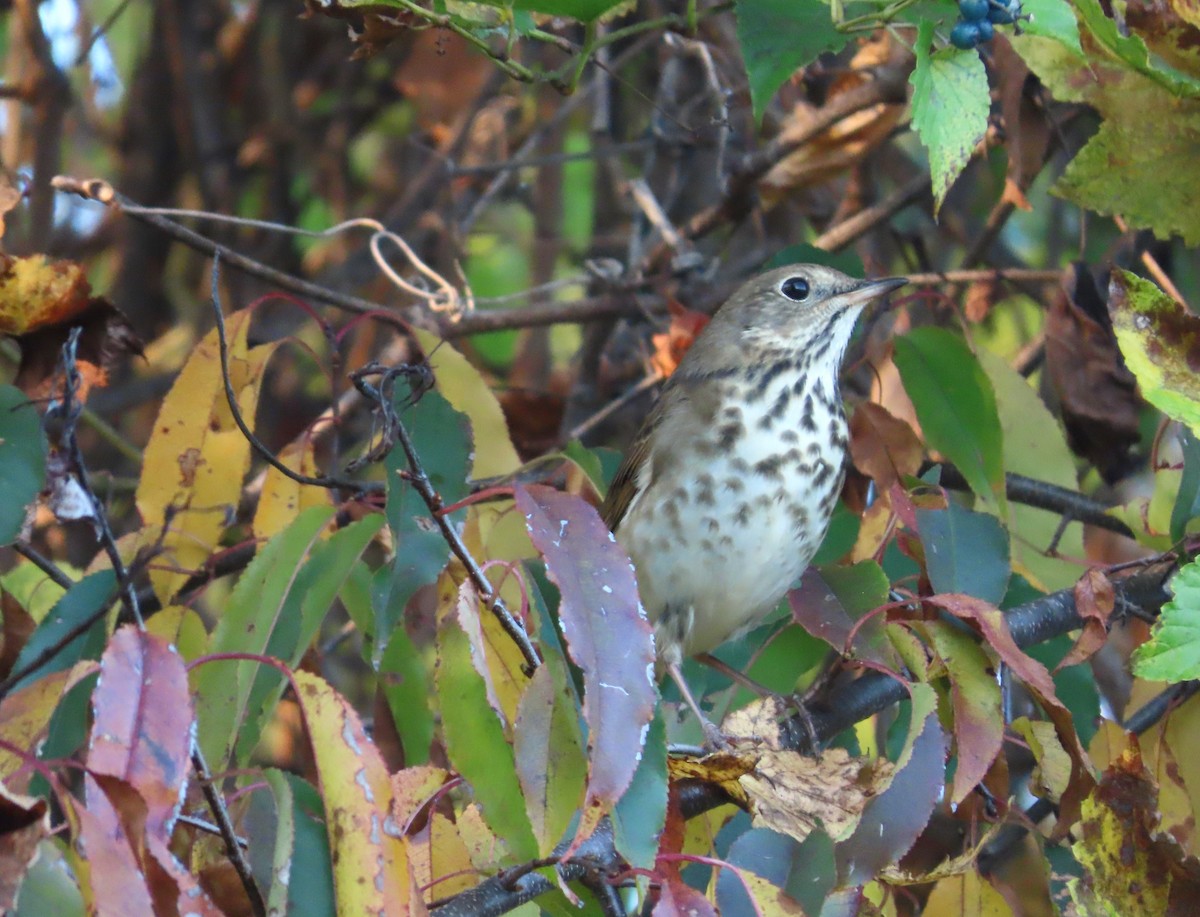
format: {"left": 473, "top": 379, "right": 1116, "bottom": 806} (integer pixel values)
{"left": 2, "top": 0, "right": 1200, "bottom": 914}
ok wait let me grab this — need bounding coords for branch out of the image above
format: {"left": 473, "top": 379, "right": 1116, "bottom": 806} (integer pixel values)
{"left": 52, "top": 177, "right": 406, "bottom": 327}
{"left": 190, "top": 746, "right": 267, "bottom": 917}
{"left": 802, "top": 560, "right": 1176, "bottom": 746}
{"left": 352, "top": 364, "right": 542, "bottom": 675}
{"left": 646, "top": 63, "right": 912, "bottom": 267}
{"left": 936, "top": 464, "right": 1136, "bottom": 540}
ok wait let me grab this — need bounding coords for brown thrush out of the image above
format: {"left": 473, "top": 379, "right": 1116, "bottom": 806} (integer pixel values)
{"left": 601, "top": 264, "right": 906, "bottom": 740}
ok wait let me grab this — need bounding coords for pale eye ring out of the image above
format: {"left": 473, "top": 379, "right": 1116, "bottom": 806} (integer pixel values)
{"left": 780, "top": 276, "right": 810, "bottom": 301}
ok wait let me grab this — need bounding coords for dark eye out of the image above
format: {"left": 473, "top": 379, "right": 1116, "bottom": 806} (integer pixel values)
{"left": 780, "top": 276, "right": 810, "bottom": 301}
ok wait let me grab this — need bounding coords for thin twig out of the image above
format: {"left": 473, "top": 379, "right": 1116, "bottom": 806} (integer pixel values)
{"left": 208, "top": 257, "right": 371, "bottom": 493}
{"left": 904, "top": 268, "right": 1062, "bottom": 286}
{"left": 55, "top": 328, "right": 143, "bottom": 626}
{"left": 12, "top": 542, "right": 75, "bottom": 591}
{"left": 352, "top": 365, "right": 541, "bottom": 674}
{"left": 53, "top": 177, "right": 403, "bottom": 326}
{"left": 392, "top": 408, "right": 541, "bottom": 675}
{"left": 190, "top": 746, "right": 267, "bottom": 917}
{"left": 814, "top": 173, "right": 932, "bottom": 252}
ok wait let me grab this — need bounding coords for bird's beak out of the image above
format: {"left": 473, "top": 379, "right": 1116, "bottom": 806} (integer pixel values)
{"left": 830, "top": 275, "right": 908, "bottom": 312}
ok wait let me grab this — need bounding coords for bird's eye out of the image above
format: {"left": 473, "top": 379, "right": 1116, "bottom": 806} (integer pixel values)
{"left": 780, "top": 276, "right": 810, "bottom": 301}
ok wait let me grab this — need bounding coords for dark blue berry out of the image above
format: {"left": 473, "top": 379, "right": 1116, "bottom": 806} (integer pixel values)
{"left": 976, "top": 18, "right": 995, "bottom": 41}
{"left": 987, "top": 0, "right": 1021, "bottom": 23}
{"left": 950, "top": 19, "right": 982, "bottom": 49}
{"left": 959, "top": 0, "right": 990, "bottom": 21}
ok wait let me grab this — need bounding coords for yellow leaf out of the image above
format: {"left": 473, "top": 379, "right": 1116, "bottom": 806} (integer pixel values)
{"left": 0, "top": 662, "right": 96, "bottom": 789}
{"left": 136, "top": 311, "right": 278, "bottom": 604}
{"left": 252, "top": 436, "right": 332, "bottom": 541}
{"left": 922, "top": 869, "right": 1013, "bottom": 916}
{"left": 293, "top": 670, "right": 413, "bottom": 916}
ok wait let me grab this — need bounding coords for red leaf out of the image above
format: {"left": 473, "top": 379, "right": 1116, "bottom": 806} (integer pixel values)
{"left": 925, "top": 594, "right": 1096, "bottom": 833}
{"left": 514, "top": 485, "right": 656, "bottom": 848}
{"left": 75, "top": 775, "right": 156, "bottom": 917}
{"left": 87, "top": 626, "right": 194, "bottom": 841}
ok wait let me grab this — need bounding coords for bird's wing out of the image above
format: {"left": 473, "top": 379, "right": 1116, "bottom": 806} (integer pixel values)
{"left": 599, "top": 373, "right": 721, "bottom": 531}
{"left": 600, "top": 406, "right": 658, "bottom": 531}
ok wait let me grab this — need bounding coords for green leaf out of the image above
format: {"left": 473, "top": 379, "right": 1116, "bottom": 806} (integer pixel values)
{"left": 1132, "top": 559, "right": 1200, "bottom": 683}
{"left": 1108, "top": 270, "right": 1200, "bottom": 437}
{"left": 436, "top": 599, "right": 538, "bottom": 861}
{"left": 0, "top": 384, "right": 46, "bottom": 546}
{"left": 263, "top": 769, "right": 335, "bottom": 917}
{"left": 10, "top": 570, "right": 116, "bottom": 693}
{"left": 195, "top": 507, "right": 383, "bottom": 769}
{"left": 611, "top": 706, "right": 668, "bottom": 870}
{"left": 1028, "top": 634, "right": 1101, "bottom": 747}
{"left": 977, "top": 347, "right": 1084, "bottom": 593}
{"left": 1073, "top": 0, "right": 1200, "bottom": 97}
{"left": 378, "top": 628, "right": 434, "bottom": 766}
{"left": 735, "top": 0, "right": 853, "bottom": 122}
{"left": 922, "top": 621, "right": 1003, "bottom": 805}
{"left": 893, "top": 327, "right": 1005, "bottom": 513}
{"left": 1171, "top": 428, "right": 1200, "bottom": 543}
{"left": 1054, "top": 105, "right": 1200, "bottom": 245}
{"left": 916, "top": 501, "right": 1011, "bottom": 604}
{"left": 372, "top": 387, "right": 471, "bottom": 665}
{"left": 1021, "top": 0, "right": 1082, "bottom": 55}
{"left": 909, "top": 20, "right": 989, "bottom": 214}
{"left": 513, "top": 663, "right": 587, "bottom": 855}
{"left": 1015, "top": 6, "right": 1200, "bottom": 244}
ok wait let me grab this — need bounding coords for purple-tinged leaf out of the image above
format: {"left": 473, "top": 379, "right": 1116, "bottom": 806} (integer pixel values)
{"left": 837, "top": 683, "right": 946, "bottom": 885}
{"left": 87, "top": 626, "right": 194, "bottom": 842}
{"left": 514, "top": 485, "right": 655, "bottom": 847}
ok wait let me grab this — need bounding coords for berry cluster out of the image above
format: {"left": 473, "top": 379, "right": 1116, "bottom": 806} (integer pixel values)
{"left": 950, "top": 0, "right": 1022, "bottom": 49}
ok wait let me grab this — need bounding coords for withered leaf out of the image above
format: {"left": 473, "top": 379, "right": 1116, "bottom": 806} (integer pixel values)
{"left": 1045, "top": 264, "right": 1140, "bottom": 483}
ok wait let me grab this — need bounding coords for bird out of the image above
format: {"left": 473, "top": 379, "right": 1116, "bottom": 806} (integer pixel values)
{"left": 600, "top": 264, "right": 906, "bottom": 743}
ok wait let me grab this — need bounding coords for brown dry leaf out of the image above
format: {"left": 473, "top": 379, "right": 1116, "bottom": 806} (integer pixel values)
{"left": 880, "top": 823, "right": 1002, "bottom": 885}
{"left": 993, "top": 38, "right": 1051, "bottom": 198}
{"left": 722, "top": 694, "right": 794, "bottom": 746}
{"left": 740, "top": 746, "right": 892, "bottom": 844}
{"left": 1057, "top": 568, "right": 1115, "bottom": 671}
{"left": 1045, "top": 264, "right": 1141, "bottom": 483}
{"left": 850, "top": 401, "right": 923, "bottom": 493}
{"left": 759, "top": 35, "right": 909, "bottom": 207}
{"left": 0, "top": 591, "right": 35, "bottom": 682}
{"left": 667, "top": 750, "right": 757, "bottom": 807}
{"left": 301, "top": 1, "right": 418, "bottom": 56}
{"left": 498, "top": 387, "right": 566, "bottom": 461}
{"left": 650, "top": 298, "right": 710, "bottom": 378}
{"left": 964, "top": 278, "right": 998, "bottom": 323}
{"left": 0, "top": 784, "right": 49, "bottom": 912}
